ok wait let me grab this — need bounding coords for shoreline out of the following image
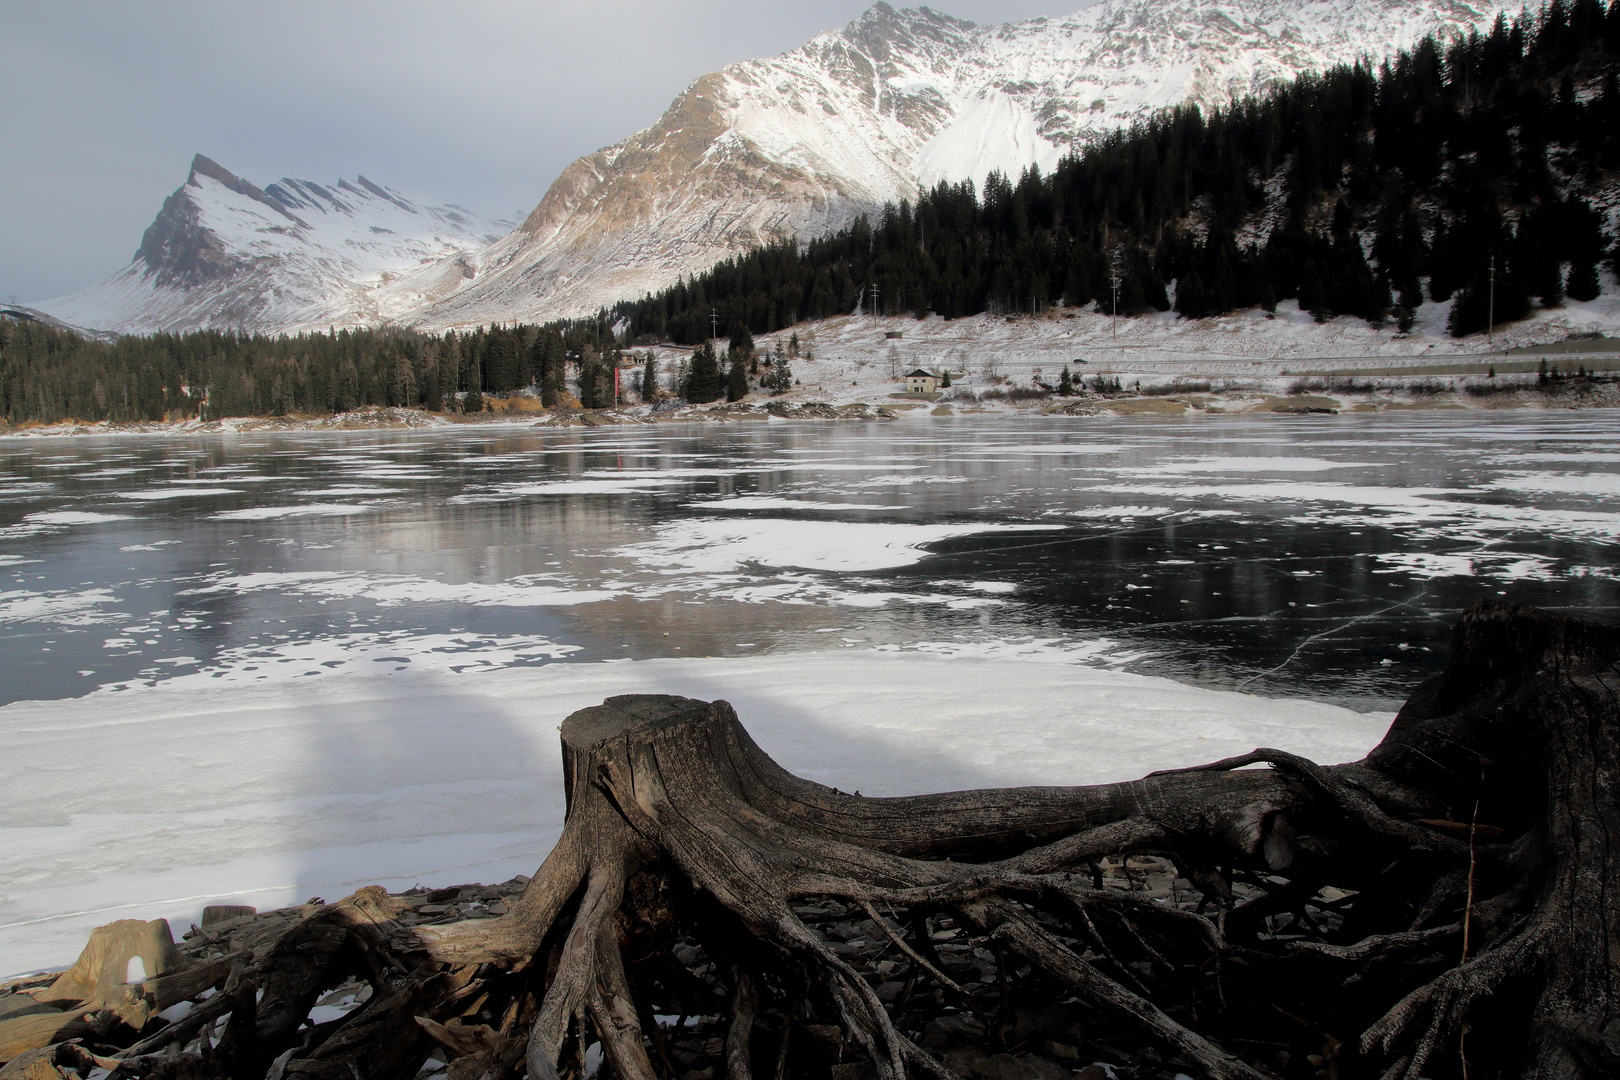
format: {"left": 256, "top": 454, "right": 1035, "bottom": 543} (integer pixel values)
{"left": 4, "top": 373, "right": 1619, "bottom": 439}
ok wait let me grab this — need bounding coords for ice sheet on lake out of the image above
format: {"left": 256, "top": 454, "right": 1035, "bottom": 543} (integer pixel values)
{"left": 0, "top": 650, "right": 1392, "bottom": 977}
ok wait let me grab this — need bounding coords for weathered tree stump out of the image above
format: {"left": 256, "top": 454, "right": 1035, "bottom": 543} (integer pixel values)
{"left": 2, "top": 601, "right": 1616, "bottom": 1080}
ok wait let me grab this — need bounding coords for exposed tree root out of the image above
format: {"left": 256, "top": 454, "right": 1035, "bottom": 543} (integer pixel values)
{"left": 2, "top": 601, "right": 1616, "bottom": 1080}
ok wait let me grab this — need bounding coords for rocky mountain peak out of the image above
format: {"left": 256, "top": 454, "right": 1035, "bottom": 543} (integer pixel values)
{"left": 840, "top": 3, "right": 976, "bottom": 58}
{"left": 45, "top": 156, "right": 510, "bottom": 335}
{"left": 186, "top": 154, "right": 304, "bottom": 226}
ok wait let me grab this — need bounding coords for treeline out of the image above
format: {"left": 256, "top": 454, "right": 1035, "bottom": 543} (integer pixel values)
{"left": 0, "top": 316, "right": 636, "bottom": 426}
{"left": 617, "top": 0, "right": 1620, "bottom": 342}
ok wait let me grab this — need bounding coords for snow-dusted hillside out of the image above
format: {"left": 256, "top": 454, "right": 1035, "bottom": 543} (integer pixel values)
{"left": 38, "top": 155, "right": 511, "bottom": 336}
{"left": 415, "top": 0, "right": 1515, "bottom": 327}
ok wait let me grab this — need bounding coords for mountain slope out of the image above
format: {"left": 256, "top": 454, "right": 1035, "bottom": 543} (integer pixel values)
{"left": 416, "top": 0, "right": 1515, "bottom": 327}
{"left": 39, "top": 155, "right": 510, "bottom": 336}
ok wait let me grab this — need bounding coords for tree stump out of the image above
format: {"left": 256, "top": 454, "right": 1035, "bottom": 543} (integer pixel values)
{"left": 3, "top": 601, "right": 1616, "bottom": 1080}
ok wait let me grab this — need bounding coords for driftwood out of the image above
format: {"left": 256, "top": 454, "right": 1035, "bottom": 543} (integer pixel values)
{"left": 1, "top": 600, "right": 1616, "bottom": 1080}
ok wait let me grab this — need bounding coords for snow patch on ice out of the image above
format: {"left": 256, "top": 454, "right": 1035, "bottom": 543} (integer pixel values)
{"left": 1118, "top": 457, "right": 1387, "bottom": 474}
{"left": 694, "top": 496, "right": 893, "bottom": 511}
{"left": 182, "top": 570, "right": 619, "bottom": 608}
{"left": 618, "top": 518, "right": 1063, "bottom": 573}
{"left": 1374, "top": 552, "right": 1559, "bottom": 581}
{"left": 1485, "top": 472, "right": 1620, "bottom": 498}
{"left": 0, "top": 587, "right": 124, "bottom": 626}
{"left": 0, "top": 650, "right": 1393, "bottom": 976}
{"left": 449, "top": 477, "right": 687, "bottom": 502}
{"left": 212, "top": 503, "right": 383, "bottom": 521}
{"left": 117, "top": 488, "right": 244, "bottom": 501}
{"left": 24, "top": 511, "right": 133, "bottom": 526}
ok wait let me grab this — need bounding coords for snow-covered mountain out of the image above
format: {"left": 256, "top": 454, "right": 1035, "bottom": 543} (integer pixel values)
{"left": 39, "top": 0, "right": 1515, "bottom": 336}
{"left": 39, "top": 155, "right": 511, "bottom": 336}
{"left": 415, "top": 0, "right": 1515, "bottom": 327}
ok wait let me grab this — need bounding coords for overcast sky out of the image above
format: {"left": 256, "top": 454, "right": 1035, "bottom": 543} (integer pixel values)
{"left": 2, "top": 1, "right": 1084, "bottom": 304}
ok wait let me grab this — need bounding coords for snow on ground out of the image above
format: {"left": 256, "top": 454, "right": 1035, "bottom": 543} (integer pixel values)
{"left": 633, "top": 283, "right": 1620, "bottom": 409}
{"left": 0, "top": 651, "right": 1392, "bottom": 978}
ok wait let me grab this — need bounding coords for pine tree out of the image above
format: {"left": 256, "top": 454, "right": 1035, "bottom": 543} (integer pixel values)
{"left": 577, "top": 357, "right": 600, "bottom": 408}
{"left": 765, "top": 357, "right": 794, "bottom": 394}
{"left": 1175, "top": 270, "right": 1206, "bottom": 319}
{"left": 1566, "top": 256, "right": 1602, "bottom": 301}
{"left": 1395, "top": 280, "right": 1423, "bottom": 334}
{"left": 641, "top": 356, "right": 658, "bottom": 401}
{"left": 421, "top": 343, "right": 443, "bottom": 411}
{"left": 1058, "top": 365, "right": 1074, "bottom": 395}
{"left": 686, "top": 343, "right": 721, "bottom": 403}
{"left": 726, "top": 350, "right": 748, "bottom": 402}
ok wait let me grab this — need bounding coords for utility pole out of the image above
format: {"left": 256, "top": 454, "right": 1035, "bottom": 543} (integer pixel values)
{"left": 871, "top": 283, "right": 880, "bottom": 323}
{"left": 710, "top": 308, "right": 719, "bottom": 344}
{"left": 1487, "top": 255, "right": 1495, "bottom": 348}
{"left": 1109, "top": 246, "right": 1123, "bottom": 340}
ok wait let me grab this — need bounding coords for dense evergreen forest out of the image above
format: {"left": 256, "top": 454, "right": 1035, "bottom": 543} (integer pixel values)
{"left": 0, "top": 318, "right": 624, "bottom": 426}
{"left": 618, "top": 0, "right": 1620, "bottom": 342}
{"left": 4, "top": 0, "right": 1618, "bottom": 426}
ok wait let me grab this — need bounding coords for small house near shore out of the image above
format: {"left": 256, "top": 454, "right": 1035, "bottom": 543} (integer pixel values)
{"left": 905, "top": 369, "right": 940, "bottom": 394}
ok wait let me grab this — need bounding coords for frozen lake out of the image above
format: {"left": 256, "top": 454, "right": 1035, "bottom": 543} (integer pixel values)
{"left": 3, "top": 411, "right": 1619, "bottom": 973}
{"left": 5, "top": 412, "right": 1619, "bottom": 709}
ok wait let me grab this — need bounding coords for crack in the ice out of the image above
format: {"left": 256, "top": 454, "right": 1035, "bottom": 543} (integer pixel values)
{"left": 1237, "top": 582, "right": 1433, "bottom": 691}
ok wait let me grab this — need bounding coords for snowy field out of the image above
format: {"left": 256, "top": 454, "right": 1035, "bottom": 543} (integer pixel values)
{"left": 627, "top": 282, "right": 1620, "bottom": 406}
{"left": 0, "top": 652, "right": 1391, "bottom": 979}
